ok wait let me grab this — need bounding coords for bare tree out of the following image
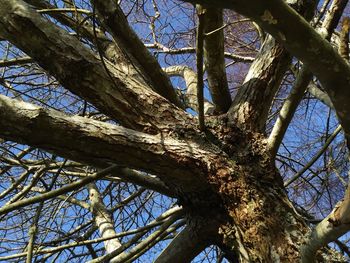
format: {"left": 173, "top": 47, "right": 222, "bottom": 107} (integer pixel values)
{"left": 0, "top": 0, "right": 350, "bottom": 262}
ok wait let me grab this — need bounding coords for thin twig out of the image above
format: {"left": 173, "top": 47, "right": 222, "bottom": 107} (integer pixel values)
{"left": 196, "top": 5, "right": 206, "bottom": 131}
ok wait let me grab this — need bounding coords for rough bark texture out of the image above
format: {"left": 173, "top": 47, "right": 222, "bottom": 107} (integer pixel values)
{"left": 91, "top": 0, "right": 183, "bottom": 108}
{"left": 185, "top": 0, "right": 350, "bottom": 148}
{"left": 229, "top": 35, "right": 291, "bottom": 132}
{"left": 0, "top": 0, "right": 349, "bottom": 262}
{"left": 0, "top": 1, "right": 189, "bottom": 132}
{"left": 0, "top": 95, "right": 210, "bottom": 191}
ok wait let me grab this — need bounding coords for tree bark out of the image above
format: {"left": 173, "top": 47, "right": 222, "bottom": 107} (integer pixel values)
{"left": 228, "top": 35, "right": 291, "bottom": 132}
{"left": 1, "top": 0, "right": 349, "bottom": 262}
{"left": 203, "top": 8, "right": 232, "bottom": 113}
{"left": 184, "top": 0, "right": 350, "bottom": 147}
{"left": 88, "top": 184, "right": 121, "bottom": 254}
{"left": 0, "top": 0, "right": 189, "bottom": 132}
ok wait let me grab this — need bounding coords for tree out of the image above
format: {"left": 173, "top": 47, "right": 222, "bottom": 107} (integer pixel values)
{"left": 0, "top": 0, "right": 350, "bottom": 261}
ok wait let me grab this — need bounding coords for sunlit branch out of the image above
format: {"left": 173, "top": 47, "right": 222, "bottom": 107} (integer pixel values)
{"left": 25, "top": 0, "right": 146, "bottom": 83}
{"left": 268, "top": 0, "right": 347, "bottom": 157}
{"left": 268, "top": 66, "right": 313, "bottom": 156}
{"left": 37, "top": 8, "right": 91, "bottom": 15}
{"left": 123, "top": 222, "right": 185, "bottom": 263}
{"left": 164, "top": 65, "right": 215, "bottom": 114}
{"left": 0, "top": 56, "right": 33, "bottom": 67}
{"left": 87, "top": 207, "right": 184, "bottom": 263}
{"left": 0, "top": 95, "right": 220, "bottom": 197}
{"left": 0, "top": 206, "right": 183, "bottom": 261}
{"left": 88, "top": 183, "right": 121, "bottom": 255}
{"left": 154, "top": 225, "right": 212, "bottom": 263}
{"left": 228, "top": 34, "right": 291, "bottom": 132}
{"left": 144, "top": 44, "right": 255, "bottom": 62}
{"left": 301, "top": 181, "right": 350, "bottom": 261}
{"left": 183, "top": 0, "right": 350, "bottom": 149}
{"left": 307, "top": 82, "right": 334, "bottom": 108}
{"left": 0, "top": 0, "right": 190, "bottom": 131}
{"left": 48, "top": 167, "right": 175, "bottom": 197}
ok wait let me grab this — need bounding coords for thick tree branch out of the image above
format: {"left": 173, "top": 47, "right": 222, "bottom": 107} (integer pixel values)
{"left": 203, "top": 8, "right": 232, "bottom": 113}
{"left": 24, "top": 0, "right": 148, "bottom": 85}
{"left": 0, "top": 95, "right": 214, "bottom": 191}
{"left": 228, "top": 35, "right": 291, "bottom": 132}
{"left": 268, "top": 0, "right": 347, "bottom": 157}
{"left": 321, "top": 0, "right": 348, "bottom": 34}
{"left": 154, "top": 221, "right": 216, "bottom": 263}
{"left": 268, "top": 67, "right": 312, "bottom": 156}
{"left": 228, "top": 0, "right": 320, "bottom": 133}
{"left": 339, "top": 17, "right": 350, "bottom": 61}
{"left": 88, "top": 184, "right": 121, "bottom": 255}
{"left": 91, "top": 0, "right": 183, "bottom": 108}
{"left": 301, "top": 184, "right": 350, "bottom": 262}
{"left": 0, "top": 0, "right": 190, "bottom": 132}
{"left": 307, "top": 82, "right": 334, "bottom": 108}
{"left": 196, "top": 5, "right": 206, "bottom": 131}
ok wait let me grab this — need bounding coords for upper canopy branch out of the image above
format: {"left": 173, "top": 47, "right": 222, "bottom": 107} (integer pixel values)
{"left": 202, "top": 7, "right": 232, "bottom": 113}
{"left": 183, "top": 0, "right": 350, "bottom": 146}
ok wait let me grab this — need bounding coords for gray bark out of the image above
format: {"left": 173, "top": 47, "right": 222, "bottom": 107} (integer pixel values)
{"left": 0, "top": 0, "right": 189, "bottom": 132}
{"left": 203, "top": 8, "right": 232, "bottom": 113}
